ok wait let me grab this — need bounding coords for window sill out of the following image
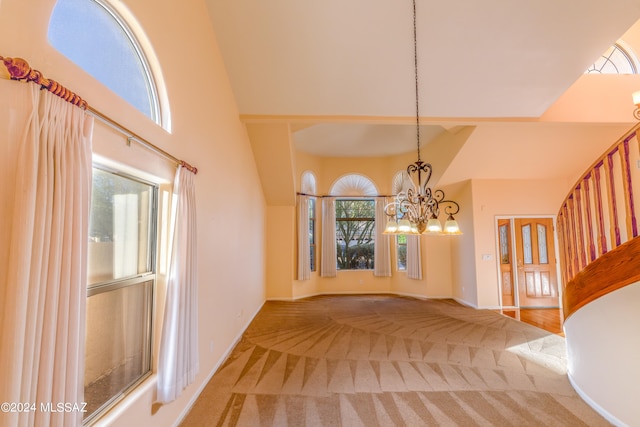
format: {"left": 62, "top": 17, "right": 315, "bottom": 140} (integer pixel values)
{"left": 90, "top": 374, "right": 158, "bottom": 427}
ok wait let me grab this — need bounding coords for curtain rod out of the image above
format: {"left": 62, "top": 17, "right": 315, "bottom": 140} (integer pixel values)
{"left": 297, "top": 192, "right": 395, "bottom": 198}
{"left": 0, "top": 55, "right": 198, "bottom": 175}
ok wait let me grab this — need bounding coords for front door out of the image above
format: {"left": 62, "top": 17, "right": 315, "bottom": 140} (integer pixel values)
{"left": 514, "top": 218, "right": 559, "bottom": 308}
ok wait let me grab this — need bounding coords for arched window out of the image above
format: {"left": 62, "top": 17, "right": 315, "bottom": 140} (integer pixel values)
{"left": 301, "top": 171, "right": 317, "bottom": 194}
{"left": 330, "top": 174, "right": 377, "bottom": 197}
{"left": 392, "top": 170, "right": 413, "bottom": 195}
{"left": 48, "top": 0, "right": 167, "bottom": 127}
{"left": 586, "top": 42, "right": 639, "bottom": 74}
{"left": 330, "top": 175, "right": 377, "bottom": 270}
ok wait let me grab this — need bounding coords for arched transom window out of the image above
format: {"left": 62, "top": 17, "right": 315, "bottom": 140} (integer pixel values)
{"left": 48, "top": 0, "right": 166, "bottom": 126}
{"left": 586, "top": 42, "right": 639, "bottom": 74}
{"left": 330, "top": 174, "right": 377, "bottom": 197}
{"left": 301, "top": 171, "right": 317, "bottom": 195}
{"left": 392, "top": 170, "right": 413, "bottom": 195}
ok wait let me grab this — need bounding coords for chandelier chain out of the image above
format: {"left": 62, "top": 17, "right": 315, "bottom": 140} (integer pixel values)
{"left": 413, "top": 0, "right": 420, "bottom": 162}
{"left": 382, "top": 0, "right": 462, "bottom": 235}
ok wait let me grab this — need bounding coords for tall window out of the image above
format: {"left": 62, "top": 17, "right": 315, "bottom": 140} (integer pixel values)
{"left": 392, "top": 171, "right": 411, "bottom": 271}
{"left": 396, "top": 234, "right": 407, "bottom": 271}
{"left": 336, "top": 199, "right": 375, "bottom": 270}
{"left": 48, "top": 0, "right": 162, "bottom": 124}
{"left": 85, "top": 167, "right": 157, "bottom": 423}
{"left": 309, "top": 198, "right": 316, "bottom": 271}
{"left": 301, "top": 172, "right": 317, "bottom": 273}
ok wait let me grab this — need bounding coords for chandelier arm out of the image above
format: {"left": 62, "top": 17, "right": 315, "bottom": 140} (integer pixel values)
{"left": 440, "top": 200, "right": 461, "bottom": 216}
{"left": 429, "top": 189, "right": 459, "bottom": 215}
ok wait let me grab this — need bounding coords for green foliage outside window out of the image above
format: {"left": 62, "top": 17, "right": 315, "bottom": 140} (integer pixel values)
{"left": 335, "top": 199, "right": 375, "bottom": 270}
{"left": 397, "top": 234, "right": 407, "bottom": 270}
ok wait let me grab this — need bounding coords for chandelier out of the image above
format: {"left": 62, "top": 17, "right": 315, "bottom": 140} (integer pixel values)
{"left": 384, "top": 0, "right": 461, "bottom": 236}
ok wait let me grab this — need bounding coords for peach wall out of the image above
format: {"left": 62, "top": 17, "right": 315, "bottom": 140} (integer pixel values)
{"left": 393, "top": 236, "right": 453, "bottom": 298}
{"left": 246, "top": 123, "right": 296, "bottom": 206}
{"left": 0, "top": 1, "right": 266, "bottom": 426}
{"left": 542, "top": 74, "right": 639, "bottom": 124}
{"left": 292, "top": 273, "right": 321, "bottom": 299}
{"left": 449, "top": 181, "right": 478, "bottom": 305}
{"left": 266, "top": 206, "right": 295, "bottom": 300}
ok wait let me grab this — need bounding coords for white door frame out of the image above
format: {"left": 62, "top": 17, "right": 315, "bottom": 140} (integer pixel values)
{"left": 494, "top": 215, "right": 563, "bottom": 309}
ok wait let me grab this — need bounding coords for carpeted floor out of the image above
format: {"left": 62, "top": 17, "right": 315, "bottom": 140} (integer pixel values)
{"left": 181, "top": 295, "right": 609, "bottom": 426}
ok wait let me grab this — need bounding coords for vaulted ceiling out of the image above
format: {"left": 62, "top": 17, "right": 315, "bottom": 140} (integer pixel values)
{"left": 206, "top": 0, "right": 640, "bottom": 186}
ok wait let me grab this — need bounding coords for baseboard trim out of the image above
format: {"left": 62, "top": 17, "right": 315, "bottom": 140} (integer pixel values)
{"left": 452, "top": 297, "right": 477, "bottom": 308}
{"left": 269, "top": 291, "right": 468, "bottom": 302}
{"left": 173, "top": 301, "right": 265, "bottom": 426}
{"left": 567, "top": 373, "right": 627, "bottom": 427}
{"left": 269, "top": 293, "right": 501, "bottom": 312}
{"left": 453, "top": 297, "right": 501, "bottom": 310}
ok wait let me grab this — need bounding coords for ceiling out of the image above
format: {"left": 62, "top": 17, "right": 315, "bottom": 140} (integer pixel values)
{"left": 205, "top": 0, "right": 640, "bottom": 185}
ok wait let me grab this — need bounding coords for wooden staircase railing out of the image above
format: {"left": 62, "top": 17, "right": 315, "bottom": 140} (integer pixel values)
{"left": 557, "top": 122, "right": 640, "bottom": 319}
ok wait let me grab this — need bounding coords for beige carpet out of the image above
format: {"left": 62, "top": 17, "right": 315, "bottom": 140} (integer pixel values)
{"left": 181, "top": 295, "right": 609, "bottom": 426}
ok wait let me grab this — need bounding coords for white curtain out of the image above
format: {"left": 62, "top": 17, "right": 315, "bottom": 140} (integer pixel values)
{"left": 320, "top": 197, "right": 337, "bottom": 277}
{"left": 374, "top": 197, "right": 391, "bottom": 276}
{"left": 407, "top": 235, "right": 422, "bottom": 280}
{"left": 157, "top": 165, "right": 199, "bottom": 403}
{"left": 0, "top": 84, "right": 93, "bottom": 427}
{"left": 297, "top": 195, "right": 310, "bottom": 280}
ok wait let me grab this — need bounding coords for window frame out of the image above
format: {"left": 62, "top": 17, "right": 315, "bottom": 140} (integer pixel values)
{"left": 335, "top": 198, "right": 376, "bottom": 271}
{"left": 84, "top": 164, "right": 159, "bottom": 424}
{"left": 396, "top": 234, "right": 407, "bottom": 271}
{"left": 48, "top": 0, "right": 163, "bottom": 125}
{"left": 586, "top": 42, "right": 639, "bottom": 74}
{"left": 309, "top": 197, "right": 316, "bottom": 272}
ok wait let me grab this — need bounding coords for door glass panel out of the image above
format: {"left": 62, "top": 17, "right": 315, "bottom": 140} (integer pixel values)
{"left": 499, "top": 224, "right": 509, "bottom": 264}
{"left": 522, "top": 224, "right": 533, "bottom": 264}
{"left": 537, "top": 224, "right": 548, "bottom": 264}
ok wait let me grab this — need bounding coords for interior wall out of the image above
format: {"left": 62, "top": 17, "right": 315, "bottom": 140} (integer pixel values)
{"left": 450, "top": 181, "right": 478, "bottom": 306}
{"left": 246, "top": 123, "right": 296, "bottom": 205}
{"left": 0, "top": 0, "right": 267, "bottom": 426}
{"left": 266, "top": 206, "right": 295, "bottom": 300}
{"left": 393, "top": 236, "right": 453, "bottom": 298}
{"left": 563, "top": 282, "right": 640, "bottom": 426}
